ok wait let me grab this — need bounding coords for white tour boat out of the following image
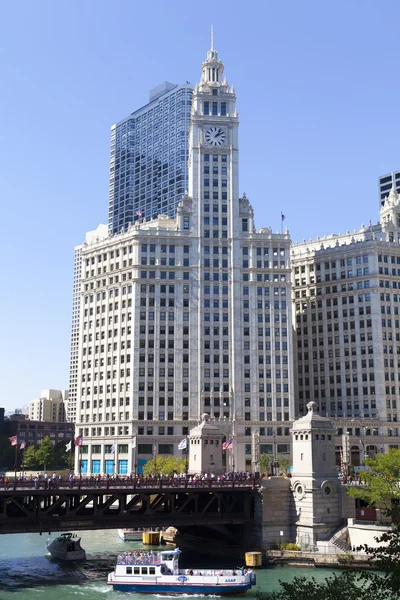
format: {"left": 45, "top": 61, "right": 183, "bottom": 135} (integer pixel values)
{"left": 118, "top": 528, "right": 144, "bottom": 541}
{"left": 107, "top": 548, "right": 256, "bottom": 595}
{"left": 46, "top": 532, "right": 86, "bottom": 561}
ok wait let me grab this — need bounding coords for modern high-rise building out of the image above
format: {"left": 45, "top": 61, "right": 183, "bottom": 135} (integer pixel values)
{"left": 74, "top": 42, "right": 294, "bottom": 475}
{"left": 67, "top": 224, "right": 108, "bottom": 423}
{"left": 379, "top": 170, "right": 400, "bottom": 207}
{"left": 292, "top": 184, "right": 400, "bottom": 464}
{"left": 29, "top": 389, "right": 68, "bottom": 422}
{"left": 108, "top": 82, "right": 194, "bottom": 235}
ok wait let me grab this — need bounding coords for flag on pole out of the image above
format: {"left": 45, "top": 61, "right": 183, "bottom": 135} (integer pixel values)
{"left": 65, "top": 440, "right": 72, "bottom": 452}
{"left": 132, "top": 437, "right": 137, "bottom": 449}
{"left": 74, "top": 435, "right": 83, "bottom": 447}
{"left": 9, "top": 435, "right": 18, "bottom": 446}
{"left": 110, "top": 444, "right": 115, "bottom": 454}
{"left": 178, "top": 438, "right": 187, "bottom": 450}
{"left": 20, "top": 441, "right": 26, "bottom": 450}
{"left": 153, "top": 444, "right": 157, "bottom": 457}
{"left": 281, "top": 213, "right": 286, "bottom": 221}
{"left": 136, "top": 210, "right": 143, "bottom": 216}
{"left": 222, "top": 439, "right": 233, "bottom": 450}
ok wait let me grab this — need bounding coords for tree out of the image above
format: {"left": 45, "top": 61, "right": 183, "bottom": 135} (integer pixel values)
{"left": 277, "top": 455, "right": 292, "bottom": 475}
{"left": 260, "top": 453, "right": 273, "bottom": 474}
{"left": 0, "top": 434, "right": 15, "bottom": 469}
{"left": 347, "top": 448, "right": 400, "bottom": 518}
{"left": 35, "top": 436, "right": 54, "bottom": 471}
{"left": 22, "top": 445, "right": 38, "bottom": 469}
{"left": 53, "top": 441, "right": 70, "bottom": 467}
{"left": 142, "top": 455, "right": 187, "bottom": 477}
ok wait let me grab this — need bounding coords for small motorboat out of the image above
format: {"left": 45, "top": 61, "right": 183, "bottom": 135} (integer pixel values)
{"left": 118, "top": 528, "right": 144, "bottom": 541}
{"left": 107, "top": 548, "right": 256, "bottom": 594}
{"left": 46, "top": 532, "right": 86, "bottom": 560}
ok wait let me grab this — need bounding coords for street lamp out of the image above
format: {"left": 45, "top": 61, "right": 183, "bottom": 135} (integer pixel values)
{"left": 350, "top": 419, "right": 378, "bottom": 465}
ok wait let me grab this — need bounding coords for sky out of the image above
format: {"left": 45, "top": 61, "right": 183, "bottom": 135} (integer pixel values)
{"left": 0, "top": 0, "right": 399, "bottom": 411}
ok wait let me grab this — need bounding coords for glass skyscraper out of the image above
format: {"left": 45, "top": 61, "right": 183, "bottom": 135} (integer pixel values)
{"left": 108, "top": 82, "right": 193, "bottom": 234}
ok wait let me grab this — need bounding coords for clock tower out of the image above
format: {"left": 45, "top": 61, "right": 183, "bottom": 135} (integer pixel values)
{"left": 188, "top": 35, "right": 239, "bottom": 237}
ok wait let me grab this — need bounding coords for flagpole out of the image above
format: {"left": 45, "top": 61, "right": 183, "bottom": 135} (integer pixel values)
{"left": 69, "top": 440, "right": 73, "bottom": 472}
{"left": 281, "top": 212, "right": 283, "bottom": 235}
{"left": 185, "top": 436, "right": 189, "bottom": 478}
{"left": 133, "top": 437, "right": 137, "bottom": 479}
{"left": 79, "top": 441, "right": 82, "bottom": 485}
{"left": 14, "top": 441, "right": 18, "bottom": 486}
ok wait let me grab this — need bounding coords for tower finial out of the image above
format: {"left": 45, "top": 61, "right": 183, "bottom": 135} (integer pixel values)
{"left": 211, "top": 25, "right": 214, "bottom": 51}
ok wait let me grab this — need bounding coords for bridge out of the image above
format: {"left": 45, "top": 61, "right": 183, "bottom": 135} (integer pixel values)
{"left": 0, "top": 478, "right": 260, "bottom": 535}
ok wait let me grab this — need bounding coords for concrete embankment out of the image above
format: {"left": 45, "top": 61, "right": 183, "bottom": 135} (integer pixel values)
{"left": 265, "top": 550, "right": 374, "bottom": 569}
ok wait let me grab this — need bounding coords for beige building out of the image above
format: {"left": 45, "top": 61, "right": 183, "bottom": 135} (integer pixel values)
{"left": 292, "top": 185, "right": 400, "bottom": 463}
{"left": 29, "top": 389, "right": 68, "bottom": 422}
{"left": 74, "top": 42, "right": 295, "bottom": 476}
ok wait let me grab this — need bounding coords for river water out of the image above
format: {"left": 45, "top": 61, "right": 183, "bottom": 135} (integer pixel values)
{"left": 0, "top": 529, "right": 340, "bottom": 599}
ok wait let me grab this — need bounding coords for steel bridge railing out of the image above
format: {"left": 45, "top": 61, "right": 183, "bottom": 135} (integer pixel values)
{"left": 0, "top": 474, "right": 261, "bottom": 494}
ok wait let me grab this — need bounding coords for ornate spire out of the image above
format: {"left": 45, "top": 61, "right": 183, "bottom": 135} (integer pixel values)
{"left": 200, "top": 26, "right": 224, "bottom": 85}
{"left": 389, "top": 183, "right": 398, "bottom": 203}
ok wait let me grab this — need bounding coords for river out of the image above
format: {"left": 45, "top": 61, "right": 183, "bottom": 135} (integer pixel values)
{"left": 0, "top": 529, "right": 341, "bottom": 598}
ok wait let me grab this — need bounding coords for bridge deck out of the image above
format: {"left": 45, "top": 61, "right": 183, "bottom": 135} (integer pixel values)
{"left": 0, "top": 479, "right": 260, "bottom": 535}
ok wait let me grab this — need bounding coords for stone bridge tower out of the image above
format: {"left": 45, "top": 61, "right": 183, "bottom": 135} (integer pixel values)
{"left": 188, "top": 413, "right": 224, "bottom": 475}
{"left": 291, "top": 401, "right": 341, "bottom": 547}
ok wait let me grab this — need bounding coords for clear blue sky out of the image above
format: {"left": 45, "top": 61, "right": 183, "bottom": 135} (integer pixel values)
{"left": 0, "top": 1, "right": 399, "bottom": 411}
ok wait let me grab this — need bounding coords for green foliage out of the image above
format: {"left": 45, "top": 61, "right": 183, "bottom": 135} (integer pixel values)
{"left": 53, "top": 441, "right": 71, "bottom": 467}
{"left": 277, "top": 542, "right": 301, "bottom": 551}
{"left": 347, "top": 448, "right": 400, "bottom": 518}
{"left": 0, "top": 434, "right": 15, "bottom": 469}
{"left": 258, "top": 571, "right": 380, "bottom": 600}
{"left": 277, "top": 455, "right": 292, "bottom": 474}
{"left": 142, "top": 455, "right": 187, "bottom": 477}
{"left": 336, "top": 552, "right": 355, "bottom": 565}
{"left": 35, "top": 436, "right": 54, "bottom": 471}
{"left": 22, "top": 445, "right": 38, "bottom": 469}
{"left": 264, "top": 527, "right": 400, "bottom": 600}
{"left": 260, "top": 453, "right": 273, "bottom": 474}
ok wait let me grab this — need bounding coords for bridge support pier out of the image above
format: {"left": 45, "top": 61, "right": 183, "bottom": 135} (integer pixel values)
{"left": 258, "top": 477, "right": 293, "bottom": 549}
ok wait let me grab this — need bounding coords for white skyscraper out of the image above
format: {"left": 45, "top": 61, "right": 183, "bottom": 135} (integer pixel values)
{"left": 292, "top": 185, "right": 400, "bottom": 465}
{"left": 67, "top": 225, "right": 108, "bottom": 423}
{"left": 74, "top": 40, "right": 294, "bottom": 475}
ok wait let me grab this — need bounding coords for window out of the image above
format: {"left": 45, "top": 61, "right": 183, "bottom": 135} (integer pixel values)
{"left": 204, "top": 101, "right": 209, "bottom": 115}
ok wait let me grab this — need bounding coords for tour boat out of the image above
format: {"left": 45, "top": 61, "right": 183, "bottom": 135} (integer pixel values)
{"left": 107, "top": 548, "right": 256, "bottom": 594}
{"left": 118, "top": 528, "right": 144, "bottom": 541}
{"left": 46, "top": 532, "right": 86, "bottom": 561}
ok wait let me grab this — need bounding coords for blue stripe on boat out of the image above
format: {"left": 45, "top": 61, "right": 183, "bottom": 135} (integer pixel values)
{"left": 111, "top": 583, "right": 252, "bottom": 595}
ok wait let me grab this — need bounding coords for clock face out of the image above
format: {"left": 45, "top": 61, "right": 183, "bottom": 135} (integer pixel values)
{"left": 205, "top": 127, "right": 226, "bottom": 147}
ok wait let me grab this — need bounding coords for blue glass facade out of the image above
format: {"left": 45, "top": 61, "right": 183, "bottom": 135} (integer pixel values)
{"left": 108, "top": 82, "right": 193, "bottom": 234}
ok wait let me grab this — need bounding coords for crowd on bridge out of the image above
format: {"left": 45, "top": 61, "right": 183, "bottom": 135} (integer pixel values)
{"left": 0, "top": 470, "right": 260, "bottom": 492}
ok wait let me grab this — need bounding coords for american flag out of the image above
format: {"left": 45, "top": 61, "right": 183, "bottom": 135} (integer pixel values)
{"left": 20, "top": 441, "right": 26, "bottom": 450}
{"left": 281, "top": 213, "right": 286, "bottom": 221}
{"left": 136, "top": 210, "right": 143, "bottom": 216}
{"left": 222, "top": 439, "right": 233, "bottom": 450}
{"left": 74, "top": 435, "right": 83, "bottom": 447}
{"left": 9, "top": 435, "right": 18, "bottom": 446}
